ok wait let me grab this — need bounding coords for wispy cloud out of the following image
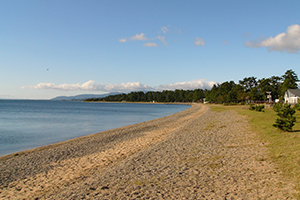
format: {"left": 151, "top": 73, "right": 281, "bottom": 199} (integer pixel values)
{"left": 246, "top": 24, "right": 300, "bottom": 53}
{"left": 22, "top": 79, "right": 217, "bottom": 92}
{"left": 130, "top": 33, "right": 148, "bottom": 41}
{"left": 194, "top": 37, "right": 205, "bottom": 46}
{"left": 161, "top": 26, "right": 169, "bottom": 34}
{"left": 155, "top": 36, "right": 168, "bottom": 46}
{"left": 119, "top": 38, "right": 127, "bottom": 42}
{"left": 119, "top": 26, "right": 174, "bottom": 47}
{"left": 143, "top": 42, "right": 157, "bottom": 47}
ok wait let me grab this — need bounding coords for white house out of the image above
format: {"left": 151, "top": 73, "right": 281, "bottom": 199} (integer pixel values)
{"left": 284, "top": 89, "right": 300, "bottom": 104}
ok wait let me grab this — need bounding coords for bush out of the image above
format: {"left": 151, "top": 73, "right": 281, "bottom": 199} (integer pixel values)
{"left": 249, "top": 104, "right": 264, "bottom": 112}
{"left": 273, "top": 104, "right": 296, "bottom": 131}
{"left": 294, "top": 103, "right": 300, "bottom": 111}
{"left": 249, "top": 104, "right": 255, "bottom": 110}
{"left": 273, "top": 103, "right": 283, "bottom": 112}
{"left": 255, "top": 105, "right": 265, "bottom": 112}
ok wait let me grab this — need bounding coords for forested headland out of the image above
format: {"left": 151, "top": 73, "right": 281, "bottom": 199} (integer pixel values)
{"left": 85, "top": 70, "right": 299, "bottom": 104}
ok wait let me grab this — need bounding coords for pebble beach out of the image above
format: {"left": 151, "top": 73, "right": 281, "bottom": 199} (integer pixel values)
{"left": 0, "top": 104, "right": 298, "bottom": 199}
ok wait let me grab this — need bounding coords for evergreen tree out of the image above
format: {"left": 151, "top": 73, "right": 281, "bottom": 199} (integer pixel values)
{"left": 269, "top": 76, "right": 282, "bottom": 100}
{"left": 279, "top": 69, "right": 299, "bottom": 97}
{"left": 273, "top": 104, "right": 296, "bottom": 131}
{"left": 239, "top": 76, "right": 257, "bottom": 92}
{"left": 257, "top": 78, "right": 272, "bottom": 101}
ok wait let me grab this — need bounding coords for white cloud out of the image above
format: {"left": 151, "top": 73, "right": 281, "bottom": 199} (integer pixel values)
{"left": 102, "top": 82, "right": 156, "bottom": 91}
{"left": 246, "top": 24, "right": 300, "bottom": 53}
{"left": 22, "top": 80, "right": 157, "bottom": 92}
{"left": 143, "top": 42, "right": 157, "bottom": 47}
{"left": 159, "top": 79, "right": 217, "bottom": 90}
{"left": 120, "top": 33, "right": 168, "bottom": 47}
{"left": 22, "top": 79, "right": 217, "bottom": 93}
{"left": 161, "top": 26, "right": 169, "bottom": 34}
{"left": 22, "top": 80, "right": 98, "bottom": 91}
{"left": 194, "top": 38, "right": 205, "bottom": 46}
{"left": 120, "top": 26, "right": 176, "bottom": 47}
{"left": 155, "top": 36, "right": 168, "bottom": 46}
{"left": 130, "top": 33, "right": 148, "bottom": 41}
{"left": 119, "top": 38, "right": 127, "bottom": 42}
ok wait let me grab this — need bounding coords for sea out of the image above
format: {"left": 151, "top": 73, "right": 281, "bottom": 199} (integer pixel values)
{"left": 0, "top": 100, "right": 190, "bottom": 156}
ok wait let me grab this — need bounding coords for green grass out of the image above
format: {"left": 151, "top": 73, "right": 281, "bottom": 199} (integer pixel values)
{"left": 209, "top": 104, "right": 300, "bottom": 194}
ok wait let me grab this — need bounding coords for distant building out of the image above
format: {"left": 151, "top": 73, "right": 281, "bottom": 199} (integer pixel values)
{"left": 284, "top": 89, "right": 300, "bottom": 104}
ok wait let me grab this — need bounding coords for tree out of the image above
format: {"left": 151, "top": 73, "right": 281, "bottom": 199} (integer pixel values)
{"left": 239, "top": 76, "right": 257, "bottom": 92}
{"left": 174, "top": 89, "right": 184, "bottom": 102}
{"left": 279, "top": 69, "right": 299, "bottom": 97}
{"left": 146, "top": 91, "right": 154, "bottom": 102}
{"left": 257, "top": 78, "right": 272, "bottom": 101}
{"left": 218, "top": 81, "right": 236, "bottom": 103}
{"left": 205, "top": 84, "right": 219, "bottom": 103}
{"left": 227, "top": 90, "right": 237, "bottom": 103}
{"left": 250, "top": 87, "right": 261, "bottom": 101}
{"left": 165, "top": 91, "right": 174, "bottom": 102}
{"left": 273, "top": 104, "right": 296, "bottom": 131}
{"left": 269, "top": 76, "right": 282, "bottom": 100}
{"left": 192, "top": 89, "right": 205, "bottom": 102}
{"left": 186, "top": 90, "right": 194, "bottom": 102}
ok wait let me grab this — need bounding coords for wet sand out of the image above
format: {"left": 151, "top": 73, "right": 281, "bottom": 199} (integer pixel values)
{"left": 0, "top": 104, "right": 298, "bottom": 199}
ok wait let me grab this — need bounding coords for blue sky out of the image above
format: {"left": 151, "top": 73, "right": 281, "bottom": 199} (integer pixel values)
{"left": 1, "top": 0, "right": 300, "bottom": 99}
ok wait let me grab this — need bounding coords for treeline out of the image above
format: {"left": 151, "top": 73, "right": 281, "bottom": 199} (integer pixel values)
{"left": 85, "top": 89, "right": 206, "bottom": 103}
{"left": 85, "top": 70, "right": 299, "bottom": 103}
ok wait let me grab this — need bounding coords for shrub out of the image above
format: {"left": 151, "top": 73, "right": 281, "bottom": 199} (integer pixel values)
{"left": 249, "top": 104, "right": 264, "bottom": 112}
{"left": 249, "top": 104, "right": 255, "bottom": 110}
{"left": 255, "top": 105, "right": 265, "bottom": 112}
{"left": 273, "top": 104, "right": 296, "bottom": 131}
{"left": 294, "top": 103, "right": 300, "bottom": 111}
{"left": 273, "top": 103, "right": 283, "bottom": 112}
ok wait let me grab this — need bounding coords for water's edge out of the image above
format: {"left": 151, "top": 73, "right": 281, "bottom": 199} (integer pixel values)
{"left": 0, "top": 101, "right": 191, "bottom": 157}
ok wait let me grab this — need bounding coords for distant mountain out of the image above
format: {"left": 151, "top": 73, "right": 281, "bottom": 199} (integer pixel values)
{"left": 51, "top": 92, "right": 121, "bottom": 101}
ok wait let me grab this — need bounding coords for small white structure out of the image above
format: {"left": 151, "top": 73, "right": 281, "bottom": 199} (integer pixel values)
{"left": 266, "top": 91, "right": 272, "bottom": 103}
{"left": 284, "top": 89, "right": 300, "bottom": 104}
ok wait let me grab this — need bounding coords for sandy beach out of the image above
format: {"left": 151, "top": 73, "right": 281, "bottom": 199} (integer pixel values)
{"left": 0, "top": 104, "right": 298, "bottom": 199}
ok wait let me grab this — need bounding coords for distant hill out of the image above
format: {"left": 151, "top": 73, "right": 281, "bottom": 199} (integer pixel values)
{"left": 51, "top": 93, "right": 121, "bottom": 101}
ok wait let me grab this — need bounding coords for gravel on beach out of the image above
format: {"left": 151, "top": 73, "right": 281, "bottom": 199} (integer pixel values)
{"left": 0, "top": 104, "right": 298, "bottom": 199}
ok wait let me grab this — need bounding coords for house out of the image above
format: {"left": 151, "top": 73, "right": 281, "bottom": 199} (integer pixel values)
{"left": 284, "top": 89, "right": 300, "bottom": 104}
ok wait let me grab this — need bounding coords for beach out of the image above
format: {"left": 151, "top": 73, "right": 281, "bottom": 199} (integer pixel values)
{"left": 0, "top": 104, "right": 297, "bottom": 199}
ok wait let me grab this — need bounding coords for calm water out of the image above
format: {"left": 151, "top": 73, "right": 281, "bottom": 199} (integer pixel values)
{"left": 0, "top": 100, "right": 190, "bottom": 156}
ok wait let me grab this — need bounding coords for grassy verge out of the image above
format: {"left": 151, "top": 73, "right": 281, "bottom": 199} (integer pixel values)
{"left": 209, "top": 104, "right": 300, "bottom": 193}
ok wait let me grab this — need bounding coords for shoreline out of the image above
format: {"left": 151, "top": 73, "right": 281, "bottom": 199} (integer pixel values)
{"left": 0, "top": 104, "right": 204, "bottom": 199}
{"left": 0, "top": 101, "right": 191, "bottom": 158}
{"left": 84, "top": 100, "right": 194, "bottom": 105}
{"left": 0, "top": 104, "right": 297, "bottom": 199}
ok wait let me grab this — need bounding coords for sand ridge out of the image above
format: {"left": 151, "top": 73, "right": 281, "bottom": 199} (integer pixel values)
{"left": 0, "top": 104, "right": 298, "bottom": 199}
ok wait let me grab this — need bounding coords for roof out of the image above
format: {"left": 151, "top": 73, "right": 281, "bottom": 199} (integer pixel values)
{"left": 287, "top": 89, "right": 300, "bottom": 97}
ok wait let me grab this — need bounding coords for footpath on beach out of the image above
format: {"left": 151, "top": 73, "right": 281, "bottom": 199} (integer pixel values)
{"left": 0, "top": 104, "right": 298, "bottom": 199}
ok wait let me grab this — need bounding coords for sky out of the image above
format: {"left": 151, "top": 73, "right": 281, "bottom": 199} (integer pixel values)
{"left": 1, "top": 0, "right": 300, "bottom": 99}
